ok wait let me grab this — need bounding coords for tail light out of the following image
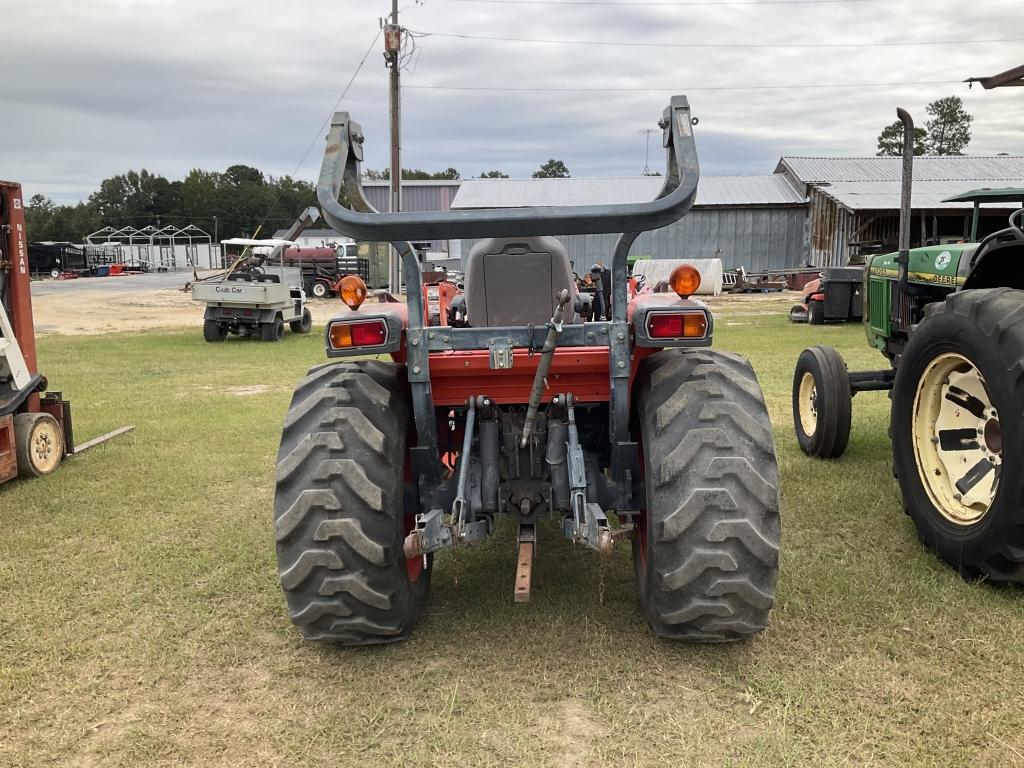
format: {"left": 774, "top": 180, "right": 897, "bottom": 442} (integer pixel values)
{"left": 646, "top": 311, "right": 708, "bottom": 339}
{"left": 328, "top": 319, "right": 388, "bottom": 349}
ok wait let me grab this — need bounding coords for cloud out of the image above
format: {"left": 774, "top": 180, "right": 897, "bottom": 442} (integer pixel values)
{"left": 1, "top": 0, "right": 1020, "bottom": 203}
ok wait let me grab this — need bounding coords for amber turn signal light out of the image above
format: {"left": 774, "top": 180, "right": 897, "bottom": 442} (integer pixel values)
{"left": 669, "top": 264, "right": 701, "bottom": 298}
{"left": 339, "top": 275, "right": 368, "bottom": 310}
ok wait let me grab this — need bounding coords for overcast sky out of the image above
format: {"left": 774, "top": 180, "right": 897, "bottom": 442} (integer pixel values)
{"left": 2, "top": 0, "right": 1021, "bottom": 203}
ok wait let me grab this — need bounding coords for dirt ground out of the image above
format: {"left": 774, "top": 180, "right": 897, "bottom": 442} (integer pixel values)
{"left": 30, "top": 274, "right": 800, "bottom": 335}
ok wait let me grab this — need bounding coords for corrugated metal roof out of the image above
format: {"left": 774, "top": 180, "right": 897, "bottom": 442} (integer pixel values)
{"left": 362, "top": 180, "right": 463, "bottom": 187}
{"left": 813, "top": 180, "right": 1024, "bottom": 211}
{"left": 778, "top": 155, "right": 1024, "bottom": 183}
{"left": 450, "top": 175, "right": 805, "bottom": 209}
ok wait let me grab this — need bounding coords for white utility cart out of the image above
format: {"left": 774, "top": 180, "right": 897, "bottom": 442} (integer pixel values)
{"left": 192, "top": 237, "right": 313, "bottom": 342}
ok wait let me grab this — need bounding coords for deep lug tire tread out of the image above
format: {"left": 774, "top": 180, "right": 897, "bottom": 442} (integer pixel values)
{"left": 203, "top": 320, "right": 226, "bottom": 343}
{"left": 635, "top": 350, "right": 781, "bottom": 642}
{"left": 274, "top": 360, "right": 429, "bottom": 645}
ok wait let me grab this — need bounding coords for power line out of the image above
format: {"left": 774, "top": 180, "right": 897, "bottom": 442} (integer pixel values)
{"left": 405, "top": 79, "right": 963, "bottom": 93}
{"left": 412, "top": 29, "right": 1024, "bottom": 49}
{"left": 252, "top": 28, "right": 382, "bottom": 236}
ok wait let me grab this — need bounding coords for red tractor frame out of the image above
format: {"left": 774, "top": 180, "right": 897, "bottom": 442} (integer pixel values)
{"left": 272, "top": 97, "right": 781, "bottom": 646}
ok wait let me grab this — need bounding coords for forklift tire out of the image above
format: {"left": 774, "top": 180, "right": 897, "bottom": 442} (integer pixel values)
{"left": 14, "top": 412, "right": 65, "bottom": 478}
{"left": 261, "top": 315, "right": 284, "bottom": 342}
{"left": 290, "top": 308, "right": 313, "bottom": 334}
{"left": 890, "top": 288, "right": 1024, "bottom": 582}
{"left": 274, "top": 360, "right": 431, "bottom": 645}
{"left": 203, "top": 320, "right": 226, "bottom": 343}
{"left": 808, "top": 300, "right": 825, "bottom": 325}
{"left": 792, "top": 345, "right": 852, "bottom": 459}
{"left": 634, "top": 349, "right": 780, "bottom": 641}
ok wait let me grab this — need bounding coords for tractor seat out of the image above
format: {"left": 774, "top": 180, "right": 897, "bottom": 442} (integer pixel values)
{"left": 463, "top": 237, "right": 577, "bottom": 327}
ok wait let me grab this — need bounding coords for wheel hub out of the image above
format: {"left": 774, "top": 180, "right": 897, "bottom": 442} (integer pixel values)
{"left": 912, "top": 352, "right": 1001, "bottom": 525}
{"left": 798, "top": 371, "right": 818, "bottom": 436}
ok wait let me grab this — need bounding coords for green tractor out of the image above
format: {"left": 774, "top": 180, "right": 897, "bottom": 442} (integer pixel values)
{"left": 793, "top": 108, "right": 1024, "bottom": 581}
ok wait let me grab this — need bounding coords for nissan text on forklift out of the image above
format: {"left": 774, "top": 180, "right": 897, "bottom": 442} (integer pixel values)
{"left": 0, "top": 180, "right": 131, "bottom": 485}
{"left": 271, "top": 96, "right": 783, "bottom": 646}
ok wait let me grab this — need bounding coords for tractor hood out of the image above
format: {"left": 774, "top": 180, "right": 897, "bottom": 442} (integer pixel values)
{"left": 868, "top": 244, "right": 977, "bottom": 288}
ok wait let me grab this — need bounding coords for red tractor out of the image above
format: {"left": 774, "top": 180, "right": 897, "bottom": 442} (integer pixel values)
{"left": 273, "top": 97, "right": 781, "bottom": 646}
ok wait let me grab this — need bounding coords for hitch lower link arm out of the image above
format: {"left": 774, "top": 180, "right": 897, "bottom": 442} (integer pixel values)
{"left": 402, "top": 396, "right": 493, "bottom": 559}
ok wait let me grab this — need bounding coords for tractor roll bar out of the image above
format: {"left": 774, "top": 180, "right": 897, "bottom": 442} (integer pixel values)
{"left": 316, "top": 96, "right": 700, "bottom": 243}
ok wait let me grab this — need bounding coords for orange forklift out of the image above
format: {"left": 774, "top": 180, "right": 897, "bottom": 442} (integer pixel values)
{"left": 1, "top": 180, "right": 129, "bottom": 484}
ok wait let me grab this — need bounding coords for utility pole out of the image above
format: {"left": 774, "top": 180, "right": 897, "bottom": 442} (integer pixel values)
{"left": 384, "top": 5, "right": 403, "bottom": 293}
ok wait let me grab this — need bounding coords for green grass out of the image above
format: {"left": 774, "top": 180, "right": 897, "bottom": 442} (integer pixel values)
{"left": 3, "top": 313, "right": 1024, "bottom": 767}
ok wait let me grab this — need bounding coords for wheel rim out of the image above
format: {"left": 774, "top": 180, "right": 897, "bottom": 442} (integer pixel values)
{"left": 313, "top": 284, "right": 326, "bottom": 297}
{"left": 797, "top": 371, "right": 818, "bottom": 437}
{"left": 30, "top": 419, "right": 63, "bottom": 474}
{"left": 912, "top": 352, "right": 1001, "bottom": 526}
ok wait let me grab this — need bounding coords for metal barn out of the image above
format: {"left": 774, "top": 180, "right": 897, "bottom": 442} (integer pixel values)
{"left": 776, "top": 156, "right": 1024, "bottom": 266}
{"left": 450, "top": 176, "right": 809, "bottom": 271}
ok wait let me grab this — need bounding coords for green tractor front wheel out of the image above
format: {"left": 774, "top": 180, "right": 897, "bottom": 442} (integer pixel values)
{"left": 891, "top": 288, "right": 1024, "bottom": 581}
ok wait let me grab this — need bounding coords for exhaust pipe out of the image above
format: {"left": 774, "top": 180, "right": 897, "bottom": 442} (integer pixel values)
{"left": 896, "top": 107, "right": 914, "bottom": 290}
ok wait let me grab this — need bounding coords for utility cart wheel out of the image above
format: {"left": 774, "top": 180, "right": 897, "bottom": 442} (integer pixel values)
{"left": 311, "top": 281, "right": 329, "bottom": 299}
{"left": 891, "top": 288, "right": 1024, "bottom": 581}
{"left": 203, "top": 320, "right": 226, "bottom": 343}
{"left": 274, "top": 361, "right": 431, "bottom": 645}
{"left": 14, "top": 413, "right": 64, "bottom": 478}
{"left": 290, "top": 308, "right": 313, "bottom": 334}
{"left": 792, "top": 345, "right": 852, "bottom": 459}
{"left": 261, "top": 315, "right": 285, "bottom": 342}
{"left": 807, "top": 300, "right": 825, "bottom": 326}
{"left": 633, "top": 349, "right": 780, "bottom": 641}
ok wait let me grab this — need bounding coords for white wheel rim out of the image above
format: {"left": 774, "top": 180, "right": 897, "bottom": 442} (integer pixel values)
{"left": 912, "top": 352, "right": 1001, "bottom": 526}
{"left": 798, "top": 371, "right": 818, "bottom": 436}
{"left": 30, "top": 419, "right": 63, "bottom": 474}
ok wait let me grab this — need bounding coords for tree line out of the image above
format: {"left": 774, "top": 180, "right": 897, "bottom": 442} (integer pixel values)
{"left": 25, "top": 160, "right": 574, "bottom": 243}
{"left": 25, "top": 165, "right": 320, "bottom": 244}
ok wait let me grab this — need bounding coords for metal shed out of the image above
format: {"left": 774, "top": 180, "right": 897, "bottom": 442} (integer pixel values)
{"left": 776, "top": 156, "right": 1024, "bottom": 266}
{"left": 363, "top": 180, "right": 461, "bottom": 254}
{"left": 450, "top": 175, "right": 809, "bottom": 272}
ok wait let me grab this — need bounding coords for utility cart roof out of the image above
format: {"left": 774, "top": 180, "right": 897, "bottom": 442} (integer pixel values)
{"left": 942, "top": 187, "right": 1024, "bottom": 204}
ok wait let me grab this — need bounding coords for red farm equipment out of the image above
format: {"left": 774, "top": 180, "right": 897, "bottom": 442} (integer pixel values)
{"left": 272, "top": 98, "right": 781, "bottom": 646}
{"left": 1, "top": 180, "right": 131, "bottom": 485}
{"left": 0, "top": 180, "right": 73, "bottom": 483}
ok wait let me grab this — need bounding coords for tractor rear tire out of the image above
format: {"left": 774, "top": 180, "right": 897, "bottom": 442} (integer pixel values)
{"left": 290, "top": 308, "right": 312, "bottom": 334}
{"left": 891, "top": 288, "right": 1024, "bottom": 581}
{"left": 261, "top": 315, "right": 284, "bottom": 342}
{"left": 792, "top": 345, "right": 852, "bottom": 459}
{"left": 273, "top": 360, "right": 431, "bottom": 645}
{"left": 634, "top": 349, "right": 781, "bottom": 641}
{"left": 203, "top": 320, "right": 226, "bottom": 343}
{"left": 808, "top": 300, "right": 825, "bottom": 325}
{"left": 14, "top": 412, "right": 65, "bottom": 478}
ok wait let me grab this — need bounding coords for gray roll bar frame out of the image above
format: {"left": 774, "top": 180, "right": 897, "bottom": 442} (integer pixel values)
{"left": 314, "top": 96, "right": 701, "bottom": 512}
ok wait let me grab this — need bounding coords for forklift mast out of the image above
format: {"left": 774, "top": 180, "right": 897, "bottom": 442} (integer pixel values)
{"left": 0, "top": 180, "right": 40, "bottom": 413}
